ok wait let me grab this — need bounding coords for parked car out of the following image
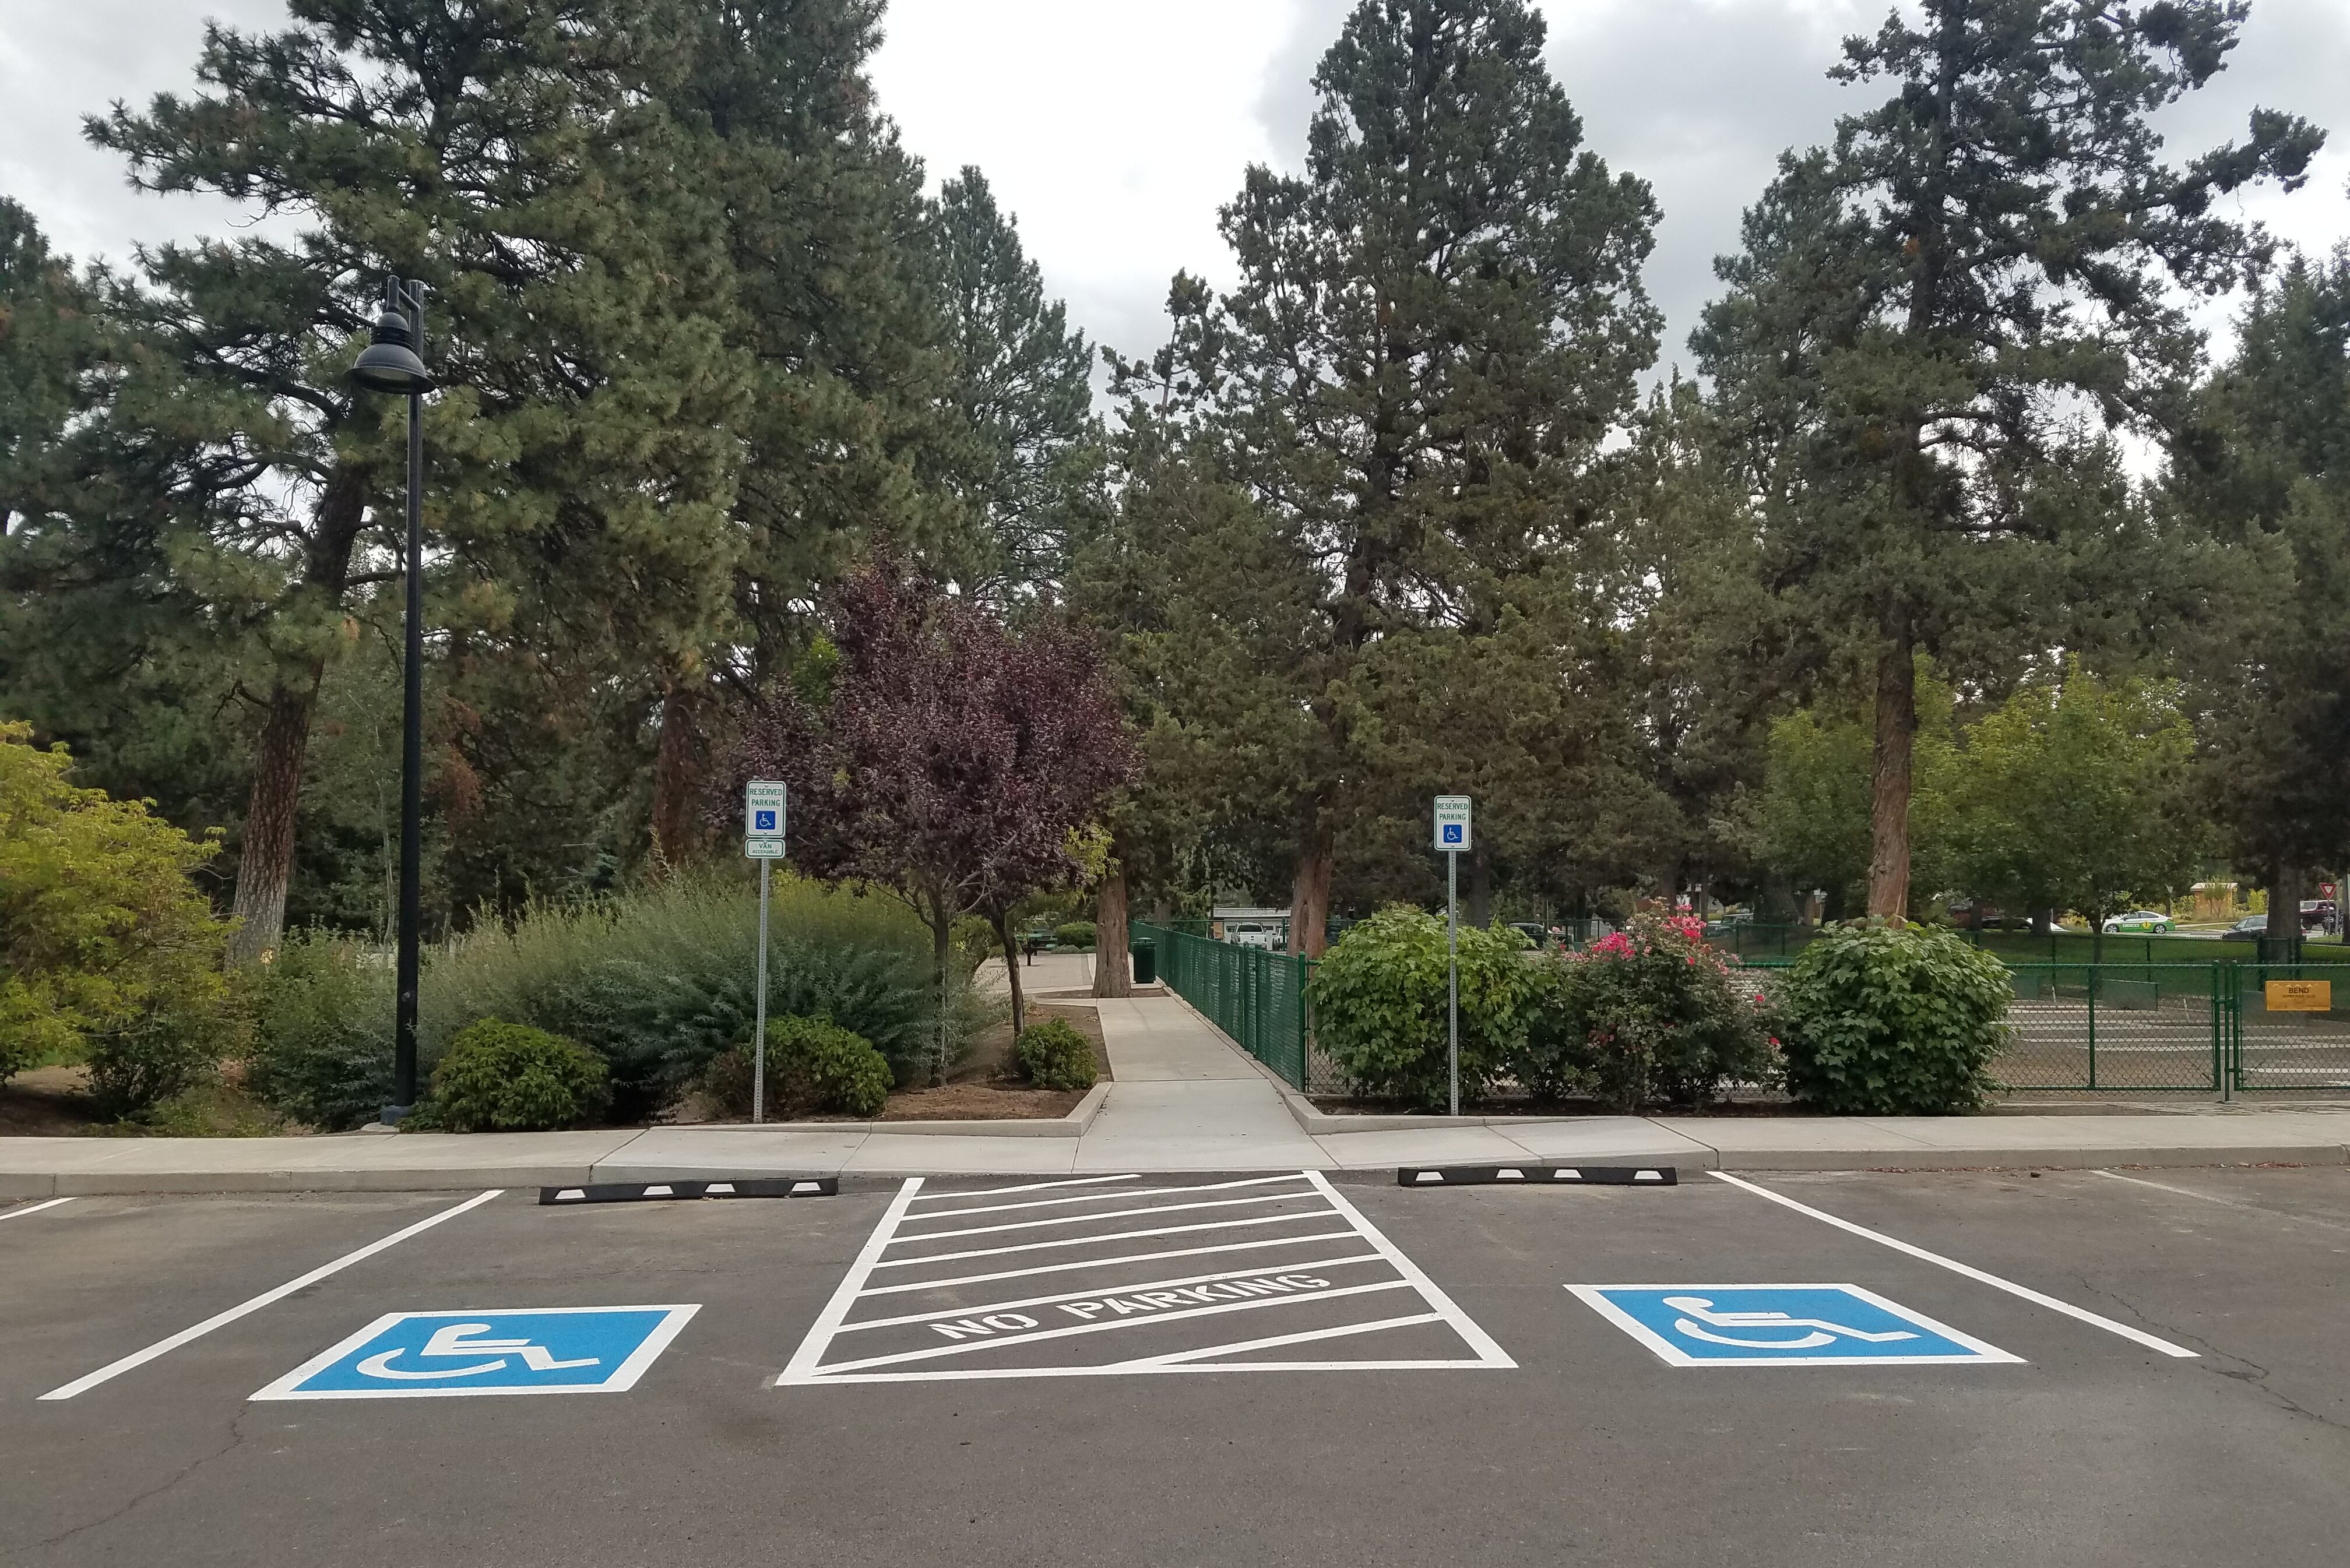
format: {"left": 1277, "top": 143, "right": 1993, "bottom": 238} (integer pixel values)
{"left": 1225, "top": 920, "right": 1282, "bottom": 952}
{"left": 2224, "top": 915, "right": 2274, "bottom": 942}
{"left": 2302, "top": 900, "right": 2338, "bottom": 935}
{"left": 2102, "top": 911, "right": 2175, "bottom": 935}
{"left": 1507, "top": 921, "right": 1549, "bottom": 950}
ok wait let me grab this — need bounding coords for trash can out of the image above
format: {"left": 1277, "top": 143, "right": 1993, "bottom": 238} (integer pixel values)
{"left": 1130, "top": 938, "right": 1156, "bottom": 986}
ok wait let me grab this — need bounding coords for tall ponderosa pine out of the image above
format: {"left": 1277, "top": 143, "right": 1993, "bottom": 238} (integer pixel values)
{"left": 1698, "top": 0, "right": 2323, "bottom": 918}
{"left": 2172, "top": 253, "right": 2350, "bottom": 935}
{"left": 1110, "top": 0, "right": 1659, "bottom": 953}
{"left": 34, "top": 0, "right": 747, "bottom": 956}
{"left": 928, "top": 167, "right": 1102, "bottom": 598}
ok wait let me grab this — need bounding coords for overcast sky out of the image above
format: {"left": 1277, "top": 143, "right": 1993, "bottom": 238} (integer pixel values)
{"left": 5, "top": 0, "right": 2347, "bottom": 380}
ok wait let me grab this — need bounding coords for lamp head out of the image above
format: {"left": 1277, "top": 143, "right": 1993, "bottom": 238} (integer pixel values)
{"left": 350, "top": 305, "right": 434, "bottom": 395}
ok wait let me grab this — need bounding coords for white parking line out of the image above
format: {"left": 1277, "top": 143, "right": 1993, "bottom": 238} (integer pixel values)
{"left": 868, "top": 1209, "right": 1337, "bottom": 1269}
{"left": 896, "top": 1173, "right": 1310, "bottom": 1224}
{"left": 853, "top": 1229, "right": 1367, "bottom": 1296}
{"left": 814, "top": 1280, "right": 1420, "bottom": 1376}
{"left": 910, "top": 1174, "right": 1141, "bottom": 1202}
{"left": 893, "top": 1190, "right": 1315, "bottom": 1243}
{"left": 779, "top": 1172, "right": 1513, "bottom": 1384}
{"left": 834, "top": 1253, "right": 1387, "bottom": 1331}
{"left": 1709, "top": 1171, "right": 2198, "bottom": 1359}
{"left": 38, "top": 1189, "right": 506, "bottom": 1401}
{"left": 1, "top": 1197, "right": 75, "bottom": 1224}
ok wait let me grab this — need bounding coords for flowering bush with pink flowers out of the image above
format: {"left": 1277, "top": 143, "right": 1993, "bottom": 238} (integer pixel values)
{"left": 1512, "top": 914, "right": 1778, "bottom": 1112}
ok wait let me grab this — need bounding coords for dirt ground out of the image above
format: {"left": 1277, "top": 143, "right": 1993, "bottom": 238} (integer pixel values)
{"left": 876, "top": 1000, "right": 1111, "bottom": 1121}
{"left": 0, "top": 1067, "right": 101, "bottom": 1136}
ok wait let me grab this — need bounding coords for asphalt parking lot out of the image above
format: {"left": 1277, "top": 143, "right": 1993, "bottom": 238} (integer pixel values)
{"left": 3, "top": 1164, "right": 2347, "bottom": 1568}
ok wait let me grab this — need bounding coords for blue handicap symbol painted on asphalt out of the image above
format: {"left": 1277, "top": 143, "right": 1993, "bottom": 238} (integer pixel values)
{"left": 252, "top": 1306, "right": 701, "bottom": 1400}
{"left": 1568, "top": 1285, "right": 2021, "bottom": 1366}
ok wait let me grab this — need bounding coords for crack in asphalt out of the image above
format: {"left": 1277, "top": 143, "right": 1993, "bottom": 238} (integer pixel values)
{"left": 2072, "top": 1275, "right": 2350, "bottom": 1438}
{"left": 35, "top": 1405, "right": 262, "bottom": 1551}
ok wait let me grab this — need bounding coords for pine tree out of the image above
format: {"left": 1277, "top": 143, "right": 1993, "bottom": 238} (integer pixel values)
{"left": 1698, "top": 0, "right": 2323, "bottom": 918}
{"left": 26, "top": 0, "right": 748, "bottom": 956}
{"left": 927, "top": 167, "right": 1102, "bottom": 598}
{"left": 1109, "top": 0, "right": 1659, "bottom": 953}
{"left": 2172, "top": 252, "right": 2350, "bottom": 938}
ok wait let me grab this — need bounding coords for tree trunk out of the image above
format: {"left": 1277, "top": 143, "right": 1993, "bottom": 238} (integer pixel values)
{"left": 1093, "top": 864, "right": 1133, "bottom": 998}
{"left": 226, "top": 668, "right": 326, "bottom": 964}
{"left": 1288, "top": 825, "right": 1335, "bottom": 957}
{"left": 225, "top": 464, "right": 370, "bottom": 966}
{"left": 1465, "top": 845, "right": 1492, "bottom": 929}
{"left": 1866, "top": 628, "right": 1918, "bottom": 919}
{"left": 995, "top": 910, "right": 1026, "bottom": 1041}
{"left": 650, "top": 679, "right": 704, "bottom": 871}
{"left": 930, "top": 911, "right": 953, "bottom": 1087}
{"left": 2269, "top": 862, "right": 2304, "bottom": 959}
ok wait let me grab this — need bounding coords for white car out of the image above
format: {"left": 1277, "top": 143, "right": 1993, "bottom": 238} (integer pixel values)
{"left": 2101, "top": 911, "right": 2176, "bottom": 935}
{"left": 1226, "top": 921, "right": 1282, "bottom": 951}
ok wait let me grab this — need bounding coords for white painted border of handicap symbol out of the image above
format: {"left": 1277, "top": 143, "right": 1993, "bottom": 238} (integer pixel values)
{"left": 251, "top": 1304, "right": 701, "bottom": 1401}
{"left": 1567, "top": 1283, "right": 2025, "bottom": 1368}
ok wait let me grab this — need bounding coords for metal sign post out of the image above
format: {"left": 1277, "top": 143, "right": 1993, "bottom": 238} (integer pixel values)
{"left": 1433, "top": 796, "right": 1472, "bottom": 1116}
{"left": 744, "top": 781, "right": 788, "bottom": 1123}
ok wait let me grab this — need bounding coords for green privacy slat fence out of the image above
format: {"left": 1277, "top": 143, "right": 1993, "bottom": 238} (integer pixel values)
{"left": 1133, "top": 923, "right": 1312, "bottom": 1090}
{"left": 1712, "top": 923, "right": 2347, "bottom": 967}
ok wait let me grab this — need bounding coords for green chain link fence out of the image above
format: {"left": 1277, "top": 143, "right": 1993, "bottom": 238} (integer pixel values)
{"left": 1132, "top": 923, "right": 1312, "bottom": 1090}
{"left": 1140, "top": 922, "right": 2350, "bottom": 1101}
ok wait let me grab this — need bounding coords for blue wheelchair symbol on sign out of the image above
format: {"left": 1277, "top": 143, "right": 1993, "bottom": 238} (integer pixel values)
{"left": 754, "top": 810, "right": 778, "bottom": 831}
{"left": 252, "top": 1306, "right": 700, "bottom": 1400}
{"left": 1568, "top": 1285, "right": 2020, "bottom": 1367}
{"left": 1441, "top": 824, "right": 1464, "bottom": 844}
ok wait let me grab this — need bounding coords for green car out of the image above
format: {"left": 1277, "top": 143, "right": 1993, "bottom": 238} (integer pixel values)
{"left": 2101, "top": 910, "right": 2175, "bottom": 935}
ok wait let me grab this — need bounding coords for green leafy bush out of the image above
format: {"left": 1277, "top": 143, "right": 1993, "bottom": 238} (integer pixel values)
{"left": 423, "top": 1018, "right": 611, "bottom": 1132}
{"left": 1512, "top": 914, "right": 1776, "bottom": 1112}
{"left": 242, "top": 935, "right": 395, "bottom": 1131}
{"left": 422, "top": 871, "right": 973, "bottom": 1118}
{"left": 1305, "top": 905, "right": 1534, "bottom": 1108}
{"left": 703, "top": 1016, "right": 893, "bottom": 1119}
{"left": 1, "top": 723, "right": 232, "bottom": 1096}
{"left": 1053, "top": 921, "right": 1096, "bottom": 950}
{"left": 1772, "top": 919, "right": 2013, "bottom": 1115}
{"left": 1015, "top": 1017, "right": 1096, "bottom": 1090}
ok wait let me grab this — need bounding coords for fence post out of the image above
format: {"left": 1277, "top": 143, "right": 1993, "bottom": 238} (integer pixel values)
{"left": 2086, "top": 966, "right": 2098, "bottom": 1091}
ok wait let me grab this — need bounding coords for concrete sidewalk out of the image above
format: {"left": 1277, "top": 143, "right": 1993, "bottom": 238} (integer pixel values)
{"left": 5, "top": 988, "right": 2350, "bottom": 1195}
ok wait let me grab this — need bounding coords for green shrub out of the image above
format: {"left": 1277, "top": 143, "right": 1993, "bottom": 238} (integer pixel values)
{"left": 1773, "top": 919, "right": 2012, "bottom": 1115}
{"left": 1053, "top": 921, "right": 1097, "bottom": 950}
{"left": 701, "top": 1016, "right": 893, "bottom": 1119}
{"left": 1306, "top": 906, "right": 1534, "bottom": 1109}
{"left": 1015, "top": 1017, "right": 1096, "bottom": 1090}
{"left": 421, "top": 871, "right": 973, "bottom": 1119}
{"left": 2, "top": 723, "right": 231, "bottom": 1092}
{"left": 87, "top": 1010, "right": 232, "bottom": 1120}
{"left": 424, "top": 1018, "right": 611, "bottom": 1132}
{"left": 241, "top": 934, "right": 395, "bottom": 1131}
{"left": 1512, "top": 914, "right": 1776, "bottom": 1112}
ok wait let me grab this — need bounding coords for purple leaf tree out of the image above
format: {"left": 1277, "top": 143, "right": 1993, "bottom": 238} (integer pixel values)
{"left": 737, "top": 552, "right": 1138, "bottom": 1083}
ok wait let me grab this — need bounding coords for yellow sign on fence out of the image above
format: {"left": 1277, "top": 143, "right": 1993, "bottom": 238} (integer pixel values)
{"left": 2264, "top": 979, "right": 2333, "bottom": 1013}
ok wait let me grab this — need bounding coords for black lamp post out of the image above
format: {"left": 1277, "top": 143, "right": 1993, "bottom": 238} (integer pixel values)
{"left": 350, "top": 278, "right": 436, "bottom": 1121}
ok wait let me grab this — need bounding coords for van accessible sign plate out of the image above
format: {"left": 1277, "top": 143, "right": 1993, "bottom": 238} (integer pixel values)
{"left": 1433, "top": 795, "right": 1472, "bottom": 852}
